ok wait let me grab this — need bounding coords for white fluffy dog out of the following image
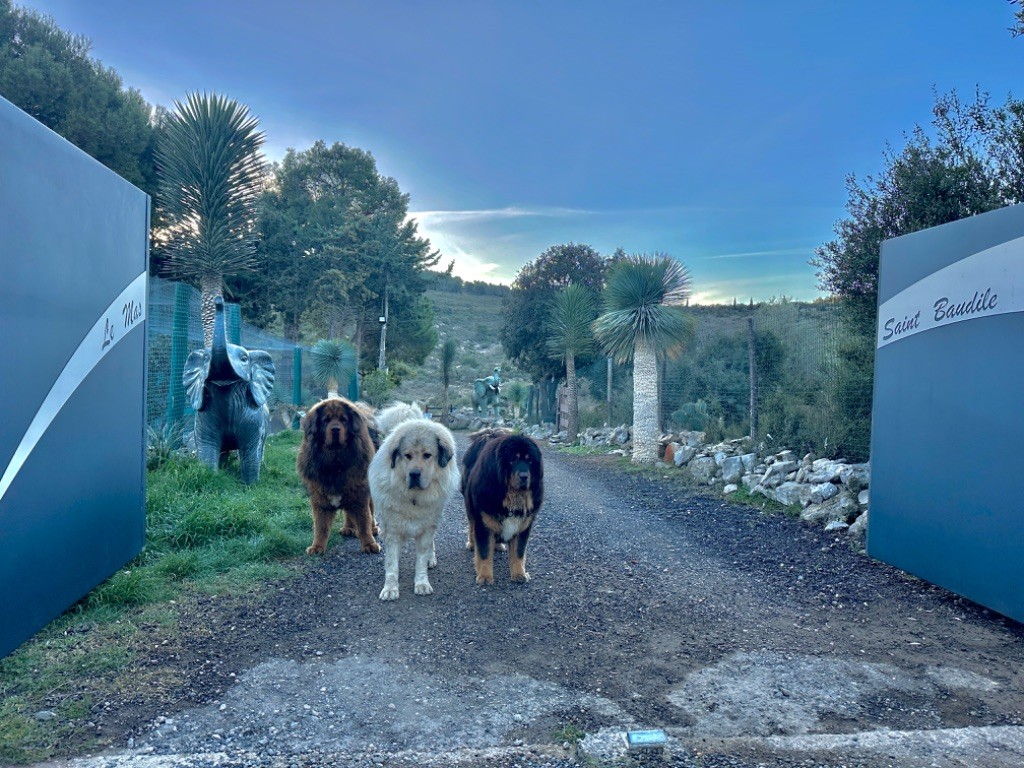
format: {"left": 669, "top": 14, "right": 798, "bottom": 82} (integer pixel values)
{"left": 369, "top": 420, "right": 459, "bottom": 601}
{"left": 374, "top": 401, "right": 425, "bottom": 436}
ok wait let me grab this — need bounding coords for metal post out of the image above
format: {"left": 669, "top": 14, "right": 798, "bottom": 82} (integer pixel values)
{"left": 378, "top": 290, "right": 388, "bottom": 372}
{"left": 607, "top": 356, "right": 613, "bottom": 425}
{"left": 166, "top": 281, "right": 191, "bottom": 430}
{"left": 748, "top": 316, "right": 758, "bottom": 441}
{"left": 226, "top": 302, "right": 241, "bottom": 345}
{"left": 292, "top": 346, "right": 302, "bottom": 429}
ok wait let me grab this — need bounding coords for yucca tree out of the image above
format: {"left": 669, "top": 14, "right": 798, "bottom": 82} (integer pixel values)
{"left": 440, "top": 338, "right": 457, "bottom": 424}
{"left": 156, "top": 92, "right": 265, "bottom": 346}
{"left": 309, "top": 339, "right": 357, "bottom": 398}
{"left": 503, "top": 380, "right": 527, "bottom": 419}
{"left": 594, "top": 254, "right": 694, "bottom": 463}
{"left": 545, "top": 283, "right": 598, "bottom": 442}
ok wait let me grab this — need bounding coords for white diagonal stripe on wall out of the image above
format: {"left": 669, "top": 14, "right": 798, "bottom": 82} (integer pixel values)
{"left": 0, "top": 271, "right": 148, "bottom": 504}
{"left": 877, "top": 237, "right": 1024, "bottom": 349}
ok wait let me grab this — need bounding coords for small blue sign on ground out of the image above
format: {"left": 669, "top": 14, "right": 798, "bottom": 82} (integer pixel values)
{"left": 869, "top": 202, "right": 1024, "bottom": 623}
{"left": 0, "top": 96, "right": 149, "bottom": 658}
{"left": 624, "top": 728, "right": 668, "bottom": 752}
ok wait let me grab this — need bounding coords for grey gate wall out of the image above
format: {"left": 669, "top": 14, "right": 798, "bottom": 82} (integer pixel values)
{"left": 0, "top": 97, "right": 149, "bottom": 657}
{"left": 869, "top": 202, "right": 1024, "bottom": 623}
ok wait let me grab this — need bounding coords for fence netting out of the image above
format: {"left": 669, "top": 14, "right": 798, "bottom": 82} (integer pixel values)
{"left": 574, "top": 300, "right": 873, "bottom": 462}
{"left": 147, "top": 277, "right": 313, "bottom": 433}
{"left": 147, "top": 280, "right": 873, "bottom": 461}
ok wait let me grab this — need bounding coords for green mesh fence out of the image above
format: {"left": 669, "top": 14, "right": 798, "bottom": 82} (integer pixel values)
{"left": 575, "top": 300, "right": 873, "bottom": 461}
{"left": 147, "top": 277, "right": 323, "bottom": 433}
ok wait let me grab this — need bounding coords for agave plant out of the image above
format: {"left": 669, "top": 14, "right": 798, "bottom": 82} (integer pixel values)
{"left": 309, "top": 338, "right": 357, "bottom": 398}
{"left": 594, "top": 253, "right": 694, "bottom": 463}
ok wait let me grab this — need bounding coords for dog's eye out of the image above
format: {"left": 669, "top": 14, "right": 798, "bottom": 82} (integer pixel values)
{"left": 405, "top": 453, "right": 413, "bottom": 460}
{"left": 423, "top": 453, "right": 432, "bottom": 460}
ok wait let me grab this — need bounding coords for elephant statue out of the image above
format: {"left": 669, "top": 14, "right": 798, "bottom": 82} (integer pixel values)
{"left": 471, "top": 366, "right": 502, "bottom": 417}
{"left": 183, "top": 297, "right": 275, "bottom": 484}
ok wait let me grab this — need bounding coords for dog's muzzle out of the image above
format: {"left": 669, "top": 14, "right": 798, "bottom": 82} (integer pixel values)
{"left": 408, "top": 469, "right": 422, "bottom": 489}
{"left": 516, "top": 472, "right": 530, "bottom": 490}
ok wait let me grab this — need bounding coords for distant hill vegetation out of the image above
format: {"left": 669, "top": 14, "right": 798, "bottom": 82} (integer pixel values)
{"left": 425, "top": 271, "right": 510, "bottom": 297}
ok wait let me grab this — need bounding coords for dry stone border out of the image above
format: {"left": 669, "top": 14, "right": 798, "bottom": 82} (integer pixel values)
{"left": 527, "top": 423, "right": 871, "bottom": 551}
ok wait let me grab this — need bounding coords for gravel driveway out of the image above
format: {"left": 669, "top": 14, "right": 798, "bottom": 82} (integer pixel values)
{"left": 38, "top": 436, "right": 1024, "bottom": 768}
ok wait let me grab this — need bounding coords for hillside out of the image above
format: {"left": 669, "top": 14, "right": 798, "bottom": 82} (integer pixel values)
{"left": 389, "top": 290, "right": 530, "bottom": 412}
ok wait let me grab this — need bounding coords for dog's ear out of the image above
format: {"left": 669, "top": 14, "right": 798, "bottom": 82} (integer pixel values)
{"left": 391, "top": 435, "right": 404, "bottom": 469}
{"left": 302, "top": 405, "right": 319, "bottom": 437}
{"left": 437, "top": 436, "right": 453, "bottom": 468}
{"left": 345, "top": 404, "right": 363, "bottom": 438}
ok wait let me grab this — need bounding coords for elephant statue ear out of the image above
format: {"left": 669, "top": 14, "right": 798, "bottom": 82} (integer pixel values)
{"left": 246, "top": 350, "right": 276, "bottom": 407}
{"left": 182, "top": 349, "right": 212, "bottom": 411}
{"left": 473, "top": 379, "right": 486, "bottom": 400}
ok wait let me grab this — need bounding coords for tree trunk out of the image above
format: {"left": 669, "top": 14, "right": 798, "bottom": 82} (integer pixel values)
{"left": 631, "top": 337, "right": 660, "bottom": 464}
{"left": 442, "top": 384, "right": 450, "bottom": 426}
{"left": 200, "top": 273, "right": 223, "bottom": 348}
{"left": 566, "top": 353, "right": 579, "bottom": 443}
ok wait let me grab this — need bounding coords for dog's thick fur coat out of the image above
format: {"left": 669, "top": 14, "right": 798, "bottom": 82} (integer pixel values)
{"left": 369, "top": 420, "right": 460, "bottom": 600}
{"left": 374, "top": 401, "right": 425, "bottom": 436}
{"left": 461, "top": 429, "right": 543, "bottom": 584}
{"left": 297, "top": 397, "right": 380, "bottom": 555}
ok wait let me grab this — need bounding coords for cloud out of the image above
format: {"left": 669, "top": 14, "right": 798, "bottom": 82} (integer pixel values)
{"left": 409, "top": 206, "right": 595, "bottom": 226}
{"left": 703, "top": 247, "right": 812, "bottom": 260}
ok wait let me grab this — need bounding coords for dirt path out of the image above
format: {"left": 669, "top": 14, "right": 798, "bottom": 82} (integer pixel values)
{"left": 42, "top": 438, "right": 1024, "bottom": 767}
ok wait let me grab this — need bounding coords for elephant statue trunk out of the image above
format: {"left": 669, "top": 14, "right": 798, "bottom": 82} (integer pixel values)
{"left": 183, "top": 297, "right": 275, "bottom": 484}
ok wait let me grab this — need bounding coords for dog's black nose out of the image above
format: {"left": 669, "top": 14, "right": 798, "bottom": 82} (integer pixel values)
{"left": 517, "top": 472, "right": 529, "bottom": 487}
{"left": 408, "top": 469, "right": 422, "bottom": 489}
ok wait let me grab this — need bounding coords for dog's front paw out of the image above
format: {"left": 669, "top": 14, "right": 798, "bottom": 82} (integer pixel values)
{"left": 510, "top": 571, "right": 531, "bottom": 583}
{"left": 379, "top": 585, "right": 400, "bottom": 601}
{"left": 340, "top": 527, "right": 357, "bottom": 538}
{"left": 362, "top": 540, "right": 381, "bottom": 554}
{"left": 305, "top": 544, "right": 326, "bottom": 555}
{"left": 428, "top": 554, "right": 438, "bottom": 568}
{"left": 414, "top": 580, "right": 434, "bottom": 596}
{"left": 475, "top": 574, "right": 494, "bottom": 585}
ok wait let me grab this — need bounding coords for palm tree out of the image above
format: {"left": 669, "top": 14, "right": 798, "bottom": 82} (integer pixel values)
{"left": 155, "top": 92, "right": 265, "bottom": 346}
{"left": 545, "top": 283, "right": 598, "bottom": 442}
{"left": 309, "top": 339, "right": 357, "bottom": 398}
{"left": 594, "top": 254, "right": 694, "bottom": 463}
{"left": 440, "top": 338, "right": 457, "bottom": 425}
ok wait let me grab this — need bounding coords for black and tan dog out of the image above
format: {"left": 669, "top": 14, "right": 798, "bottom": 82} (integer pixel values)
{"left": 461, "top": 428, "right": 544, "bottom": 584}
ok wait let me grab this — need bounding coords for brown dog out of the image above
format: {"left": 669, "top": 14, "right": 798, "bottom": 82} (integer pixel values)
{"left": 297, "top": 397, "right": 380, "bottom": 555}
{"left": 461, "top": 429, "right": 544, "bottom": 584}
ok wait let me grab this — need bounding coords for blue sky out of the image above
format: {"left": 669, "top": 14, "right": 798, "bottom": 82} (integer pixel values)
{"left": 22, "top": 1, "right": 1024, "bottom": 303}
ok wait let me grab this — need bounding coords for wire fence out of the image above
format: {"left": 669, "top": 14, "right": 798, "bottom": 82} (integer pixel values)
{"left": 573, "top": 300, "right": 873, "bottom": 462}
{"left": 147, "top": 280, "right": 873, "bottom": 461}
{"left": 147, "top": 277, "right": 334, "bottom": 434}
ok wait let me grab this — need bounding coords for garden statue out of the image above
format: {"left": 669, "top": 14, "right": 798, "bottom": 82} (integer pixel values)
{"left": 472, "top": 366, "right": 502, "bottom": 417}
{"left": 183, "top": 297, "right": 276, "bottom": 484}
